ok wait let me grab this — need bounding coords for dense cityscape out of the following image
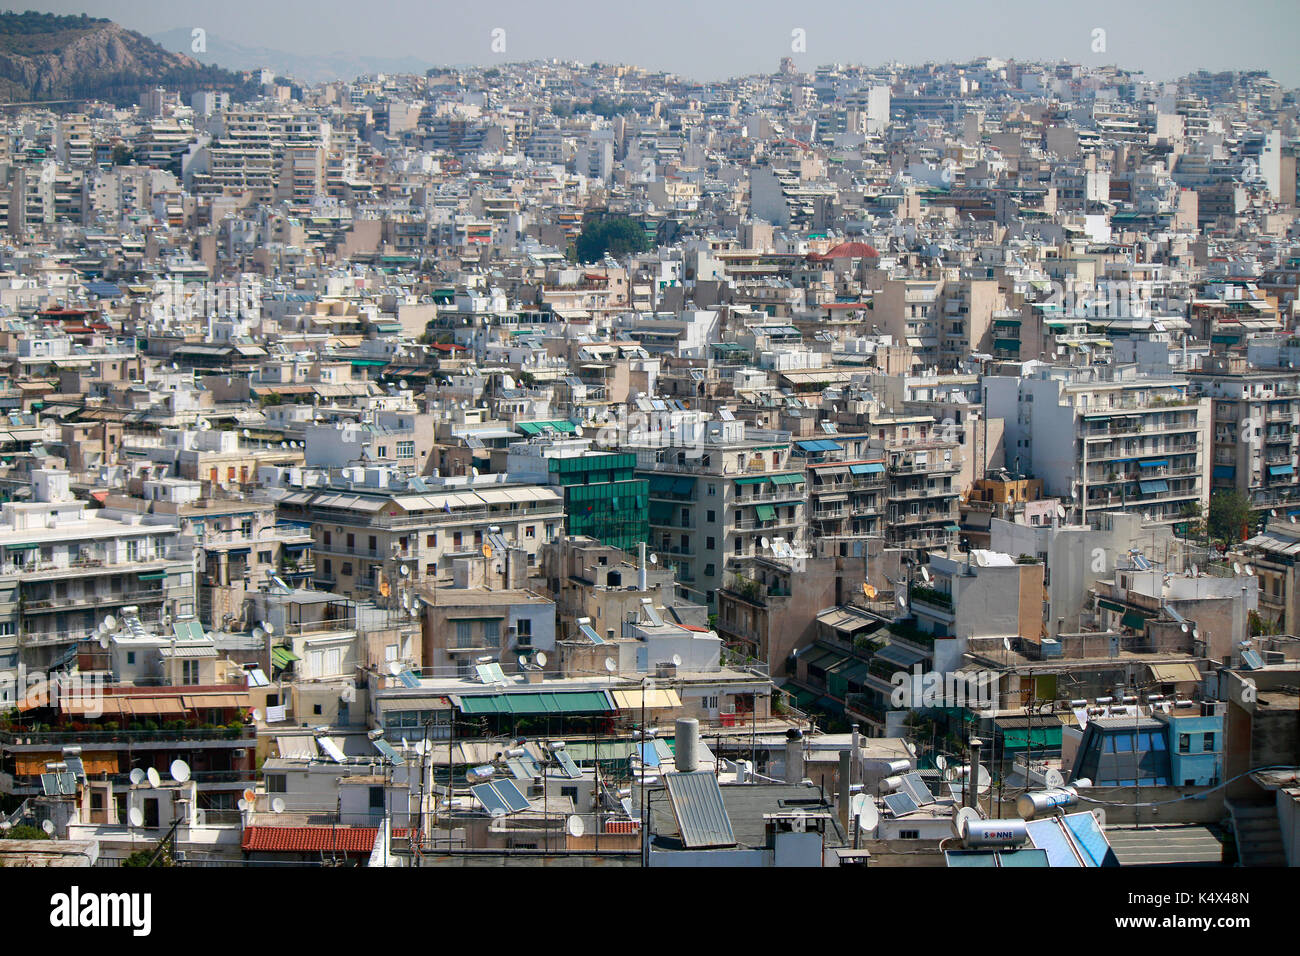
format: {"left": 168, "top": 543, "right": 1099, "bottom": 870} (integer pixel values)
{"left": 0, "top": 9, "right": 1294, "bottom": 887}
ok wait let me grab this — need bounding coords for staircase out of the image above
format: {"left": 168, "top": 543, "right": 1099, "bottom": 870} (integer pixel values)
{"left": 1226, "top": 800, "right": 1288, "bottom": 867}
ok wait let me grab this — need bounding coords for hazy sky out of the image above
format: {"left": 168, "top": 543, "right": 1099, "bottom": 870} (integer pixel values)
{"left": 25, "top": 0, "right": 1300, "bottom": 87}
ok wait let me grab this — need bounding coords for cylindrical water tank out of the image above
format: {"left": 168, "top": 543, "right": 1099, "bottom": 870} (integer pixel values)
{"left": 675, "top": 718, "right": 699, "bottom": 773}
{"left": 1016, "top": 787, "right": 1079, "bottom": 820}
{"left": 879, "top": 775, "right": 904, "bottom": 794}
{"left": 963, "top": 819, "right": 1029, "bottom": 848}
{"left": 784, "top": 728, "right": 804, "bottom": 785}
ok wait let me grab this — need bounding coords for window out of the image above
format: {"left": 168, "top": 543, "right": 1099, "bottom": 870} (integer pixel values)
{"left": 342, "top": 562, "right": 353, "bottom": 577}
{"left": 426, "top": 534, "right": 436, "bottom": 547}
{"left": 369, "top": 786, "right": 385, "bottom": 810}
{"left": 323, "top": 559, "right": 332, "bottom": 575}
{"left": 707, "top": 484, "right": 716, "bottom": 496}
{"left": 1179, "top": 733, "right": 1191, "bottom": 753}
{"left": 258, "top": 550, "right": 272, "bottom": 564}
{"left": 368, "top": 536, "right": 377, "bottom": 553}
{"left": 265, "top": 774, "right": 286, "bottom": 793}
{"left": 396, "top": 441, "right": 415, "bottom": 459}
{"left": 346, "top": 533, "right": 355, "bottom": 549}
{"left": 706, "top": 510, "right": 715, "bottom": 523}
{"left": 706, "top": 537, "right": 715, "bottom": 550}
{"left": 126, "top": 652, "right": 136, "bottom": 665}
{"left": 525, "top": 525, "right": 536, "bottom": 538}
{"left": 483, "top": 620, "right": 500, "bottom": 644}
{"left": 313, "top": 704, "right": 323, "bottom": 715}
{"left": 324, "top": 531, "right": 332, "bottom": 547}
{"left": 703, "top": 695, "right": 719, "bottom": 710}
{"left": 1203, "top": 732, "right": 1215, "bottom": 752}
{"left": 125, "top": 539, "right": 140, "bottom": 562}
{"left": 560, "top": 786, "right": 578, "bottom": 801}
{"left": 456, "top": 621, "right": 473, "bottom": 648}
{"left": 182, "top": 660, "right": 200, "bottom": 685}
{"left": 899, "top": 829, "right": 920, "bottom": 840}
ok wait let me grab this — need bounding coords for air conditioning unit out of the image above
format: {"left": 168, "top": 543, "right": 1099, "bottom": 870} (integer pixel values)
{"left": 233, "top": 749, "right": 247, "bottom": 760}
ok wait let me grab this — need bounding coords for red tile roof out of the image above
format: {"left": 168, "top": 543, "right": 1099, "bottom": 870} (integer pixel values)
{"left": 242, "top": 825, "right": 378, "bottom": 854}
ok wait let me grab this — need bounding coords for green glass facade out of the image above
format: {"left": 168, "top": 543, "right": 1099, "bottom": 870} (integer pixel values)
{"left": 551, "top": 453, "right": 649, "bottom": 553}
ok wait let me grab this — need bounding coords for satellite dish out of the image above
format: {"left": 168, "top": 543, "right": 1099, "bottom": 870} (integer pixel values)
{"left": 253, "top": 627, "right": 265, "bottom": 642}
{"left": 98, "top": 632, "right": 110, "bottom": 649}
{"left": 399, "top": 564, "right": 410, "bottom": 577}
{"left": 237, "top": 800, "right": 249, "bottom": 812}
{"left": 129, "top": 768, "right": 145, "bottom": 785}
{"left": 409, "top": 607, "right": 418, "bottom": 618}
{"left": 935, "top": 754, "right": 948, "bottom": 771}
{"left": 671, "top": 654, "right": 682, "bottom": 667}
{"left": 648, "top": 554, "right": 658, "bottom": 565}
{"left": 1003, "top": 637, "right": 1011, "bottom": 651}
{"left": 170, "top": 759, "right": 191, "bottom": 783}
{"left": 1181, "top": 622, "right": 1189, "bottom": 633}
{"left": 574, "top": 425, "right": 584, "bottom": 438}
{"left": 272, "top": 797, "right": 286, "bottom": 814}
{"left": 128, "top": 807, "right": 144, "bottom": 828}
{"left": 471, "top": 467, "right": 480, "bottom": 478}
{"left": 856, "top": 795, "right": 879, "bottom": 833}
{"left": 1245, "top": 566, "right": 1255, "bottom": 576}
{"left": 919, "top": 567, "right": 931, "bottom": 583}
{"left": 1233, "top": 562, "right": 1242, "bottom": 575}
{"left": 243, "top": 788, "right": 256, "bottom": 804}
{"left": 146, "top": 768, "right": 161, "bottom": 789}
{"left": 905, "top": 741, "right": 918, "bottom": 756}
{"left": 103, "top": 614, "right": 117, "bottom": 631}
{"left": 1044, "top": 768, "right": 1065, "bottom": 789}
{"left": 566, "top": 815, "right": 586, "bottom": 838}
{"left": 518, "top": 654, "right": 529, "bottom": 670}
{"left": 388, "top": 661, "right": 402, "bottom": 676}
{"left": 242, "top": 428, "right": 251, "bottom": 438}
{"left": 399, "top": 380, "right": 408, "bottom": 390}
{"left": 896, "top": 592, "right": 908, "bottom": 610}
{"left": 952, "top": 806, "right": 979, "bottom": 840}
{"left": 251, "top": 709, "right": 263, "bottom": 721}
{"left": 1192, "top": 627, "right": 1201, "bottom": 640}
{"left": 263, "top": 622, "right": 275, "bottom": 636}
{"left": 535, "top": 651, "right": 548, "bottom": 668}
{"left": 760, "top": 536, "right": 770, "bottom": 550}
{"left": 977, "top": 765, "right": 992, "bottom": 795}
{"left": 604, "top": 657, "right": 616, "bottom": 673}
{"left": 1291, "top": 515, "right": 1298, "bottom": 525}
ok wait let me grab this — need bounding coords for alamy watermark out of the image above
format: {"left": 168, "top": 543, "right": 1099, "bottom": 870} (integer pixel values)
{"left": 890, "top": 664, "right": 1000, "bottom": 709}
{"left": 149, "top": 277, "right": 262, "bottom": 323}
{"left": 1, "top": 667, "right": 105, "bottom": 718}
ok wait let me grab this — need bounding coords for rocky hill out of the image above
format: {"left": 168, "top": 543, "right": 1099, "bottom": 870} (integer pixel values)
{"left": 0, "top": 11, "right": 255, "bottom": 105}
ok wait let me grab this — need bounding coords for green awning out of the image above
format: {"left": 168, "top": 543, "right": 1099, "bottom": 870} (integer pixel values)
{"left": 137, "top": 571, "right": 167, "bottom": 581}
{"left": 1098, "top": 598, "right": 1124, "bottom": 613}
{"left": 456, "top": 691, "right": 614, "bottom": 715}
{"left": 3, "top": 543, "right": 37, "bottom": 552}
{"left": 771, "top": 473, "right": 805, "bottom": 486}
{"left": 271, "top": 647, "right": 301, "bottom": 668}
{"left": 649, "top": 501, "right": 675, "bottom": 525}
{"left": 350, "top": 359, "right": 389, "bottom": 367}
{"left": 734, "top": 476, "right": 768, "bottom": 486}
{"left": 647, "top": 474, "right": 676, "bottom": 494}
{"left": 755, "top": 504, "right": 777, "bottom": 522}
{"left": 1120, "top": 611, "right": 1147, "bottom": 630}
{"left": 1000, "top": 727, "right": 1062, "bottom": 748}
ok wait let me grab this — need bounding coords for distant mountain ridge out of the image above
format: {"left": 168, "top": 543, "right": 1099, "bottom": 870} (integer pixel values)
{"left": 0, "top": 10, "right": 255, "bottom": 105}
{"left": 150, "top": 27, "right": 431, "bottom": 84}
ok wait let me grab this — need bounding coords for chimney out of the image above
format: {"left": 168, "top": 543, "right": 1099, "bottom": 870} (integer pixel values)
{"left": 838, "top": 750, "right": 851, "bottom": 834}
{"left": 850, "top": 724, "right": 860, "bottom": 785}
{"left": 784, "top": 728, "right": 804, "bottom": 784}
{"left": 675, "top": 718, "right": 699, "bottom": 772}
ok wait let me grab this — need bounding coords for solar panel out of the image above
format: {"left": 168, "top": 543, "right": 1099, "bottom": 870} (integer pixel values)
{"left": 471, "top": 782, "right": 510, "bottom": 817}
{"left": 507, "top": 758, "right": 532, "bottom": 780}
{"left": 373, "top": 739, "right": 405, "bottom": 765}
{"left": 883, "top": 792, "right": 919, "bottom": 817}
{"left": 317, "top": 737, "right": 346, "bottom": 764}
{"left": 664, "top": 771, "right": 736, "bottom": 848}
{"left": 1061, "top": 811, "right": 1116, "bottom": 867}
{"left": 475, "top": 664, "right": 495, "bottom": 684}
{"left": 899, "top": 771, "right": 935, "bottom": 806}
{"left": 493, "top": 779, "right": 532, "bottom": 813}
{"left": 40, "top": 773, "right": 59, "bottom": 796}
{"left": 554, "top": 750, "right": 581, "bottom": 779}
{"left": 64, "top": 756, "right": 85, "bottom": 781}
{"left": 488, "top": 663, "right": 508, "bottom": 683}
{"left": 398, "top": 670, "right": 421, "bottom": 688}
{"left": 578, "top": 622, "right": 605, "bottom": 644}
{"left": 1025, "top": 818, "right": 1082, "bottom": 867}
{"left": 638, "top": 742, "right": 661, "bottom": 767}
{"left": 1241, "top": 649, "right": 1264, "bottom": 670}
{"left": 246, "top": 668, "right": 271, "bottom": 688}
{"left": 58, "top": 772, "right": 76, "bottom": 794}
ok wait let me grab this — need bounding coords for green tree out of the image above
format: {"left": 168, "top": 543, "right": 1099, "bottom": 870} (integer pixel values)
{"left": 1209, "top": 490, "right": 1252, "bottom": 544}
{"left": 574, "top": 214, "right": 647, "bottom": 263}
{"left": 2, "top": 824, "right": 49, "bottom": 840}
